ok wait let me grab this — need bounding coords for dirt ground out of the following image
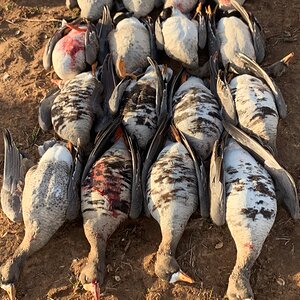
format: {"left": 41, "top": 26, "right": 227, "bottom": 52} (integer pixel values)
{"left": 0, "top": 0, "right": 299, "bottom": 299}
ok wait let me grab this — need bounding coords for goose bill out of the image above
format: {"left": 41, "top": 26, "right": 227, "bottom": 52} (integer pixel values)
{"left": 1, "top": 283, "right": 16, "bottom": 300}
{"left": 83, "top": 282, "right": 101, "bottom": 300}
{"left": 169, "top": 270, "right": 195, "bottom": 284}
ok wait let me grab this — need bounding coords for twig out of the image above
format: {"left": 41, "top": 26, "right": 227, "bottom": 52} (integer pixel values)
{"left": 7, "top": 18, "right": 62, "bottom": 24}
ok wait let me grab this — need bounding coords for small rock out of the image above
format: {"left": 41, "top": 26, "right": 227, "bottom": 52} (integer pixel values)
{"left": 276, "top": 277, "right": 285, "bottom": 286}
{"left": 3, "top": 73, "right": 10, "bottom": 81}
{"left": 215, "top": 241, "right": 224, "bottom": 249}
{"left": 114, "top": 275, "right": 121, "bottom": 282}
{"left": 106, "top": 264, "right": 113, "bottom": 272}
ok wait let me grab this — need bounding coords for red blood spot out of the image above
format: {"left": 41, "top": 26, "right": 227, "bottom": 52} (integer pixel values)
{"left": 114, "top": 127, "right": 123, "bottom": 142}
{"left": 90, "top": 160, "right": 122, "bottom": 218}
{"left": 244, "top": 243, "right": 254, "bottom": 250}
{"left": 57, "top": 31, "right": 85, "bottom": 66}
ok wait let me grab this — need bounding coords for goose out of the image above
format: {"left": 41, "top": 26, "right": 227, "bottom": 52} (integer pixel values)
{"left": 143, "top": 119, "right": 207, "bottom": 282}
{"left": 80, "top": 119, "right": 141, "bottom": 299}
{"left": 108, "top": 13, "right": 153, "bottom": 78}
{"left": 43, "top": 20, "right": 98, "bottom": 81}
{"left": 223, "top": 136, "right": 277, "bottom": 299}
{"left": 172, "top": 75, "right": 223, "bottom": 160}
{"left": 38, "top": 71, "right": 103, "bottom": 152}
{"left": 216, "top": 53, "right": 293, "bottom": 154}
{"left": 78, "top": 0, "right": 113, "bottom": 21}
{"left": 210, "top": 122, "right": 299, "bottom": 298}
{"left": 208, "top": 0, "right": 265, "bottom": 73}
{"left": 43, "top": 9, "right": 112, "bottom": 82}
{"left": 121, "top": 58, "right": 173, "bottom": 151}
{"left": 155, "top": 3, "right": 207, "bottom": 69}
{"left": 0, "top": 131, "right": 82, "bottom": 300}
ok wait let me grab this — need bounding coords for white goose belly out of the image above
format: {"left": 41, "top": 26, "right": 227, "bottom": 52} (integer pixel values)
{"left": 230, "top": 74, "right": 278, "bottom": 149}
{"left": 108, "top": 17, "right": 150, "bottom": 75}
{"left": 173, "top": 77, "right": 223, "bottom": 160}
{"left": 78, "top": 0, "right": 113, "bottom": 21}
{"left": 162, "top": 15, "right": 198, "bottom": 68}
{"left": 224, "top": 139, "right": 277, "bottom": 249}
{"left": 22, "top": 160, "right": 71, "bottom": 243}
{"left": 52, "top": 30, "right": 86, "bottom": 81}
{"left": 217, "top": 17, "right": 255, "bottom": 71}
{"left": 147, "top": 142, "right": 198, "bottom": 232}
{"left": 122, "top": 0, "right": 156, "bottom": 17}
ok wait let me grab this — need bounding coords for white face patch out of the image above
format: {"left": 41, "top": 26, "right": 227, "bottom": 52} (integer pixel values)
{"left": 169, "top": 271, "right": 180, "bottom": 283}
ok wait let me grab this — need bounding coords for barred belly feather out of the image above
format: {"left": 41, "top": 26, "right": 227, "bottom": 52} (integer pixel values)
{"left": 230, "top": 75, "right": 279, "bottom": 150}
{"left": 173, "top": 77, "right": 223, "bottom": 160}
{"left": 224, "top": 139, "right": 276, "bottom": 299}
{"left": 147, "top": 142, "right": 198, "bottom": 235}
{"left": 51, "top": 72, "right": 97, "bottom": 147}
{"left": 81, "top": 138, "right": 132, "bottom": 234}
{"left": 123, "top": 74, "right": 157, "bottom": 150}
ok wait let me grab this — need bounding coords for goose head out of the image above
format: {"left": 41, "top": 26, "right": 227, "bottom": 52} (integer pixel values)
{"left": 0, "top": 255, "right": 24, "bottom": 300}
{"left": 80, "top": 262, "right": 104, "bottom": 300}
{"left": 155, "top": 253, "right": 194, "bottom": 284}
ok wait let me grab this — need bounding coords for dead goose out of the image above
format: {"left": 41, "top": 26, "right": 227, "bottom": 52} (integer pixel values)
{"left": 210, "top": 123, "right": 299, "bottom": 298}
{"left": 42, "top": 71, "right": 102, "bottom": 150}
{"left": 80, "top": 119, "right": 141, "bottom": 299}
{"left": 155, "top": 3, "right": 207, "bottom": 69}
{"left": 224, "top": 136, "right": 277, "bottom": 299}
{"left": 43, "top": 9, "right": 112, "bottom": 82}
{"left": 208, "top": 0, "right": 265, "bottom": 73}
{"left": 0, "top": 132, "right": 82, "bottom": 300}
{"left": 216, "top": 52, "right": 293, "bottom": 154}
{"left": 172, "top": 75, "right": 223, "bottom": 160}
{"left": 108, "top": 12, "right": 153, "bottom": 78}
{"left": 120, "top": 57, "right": 173, "bottom": 151}
{"left": 143, "top": 118, "right": 207, "bottom": 282}
{"left": 43, "top": 20, "right": 98, "bottom": 81}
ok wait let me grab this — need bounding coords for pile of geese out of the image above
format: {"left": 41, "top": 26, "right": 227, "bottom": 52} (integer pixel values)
{"left": 1, "top": 0, "right": 299, "bottom": 299}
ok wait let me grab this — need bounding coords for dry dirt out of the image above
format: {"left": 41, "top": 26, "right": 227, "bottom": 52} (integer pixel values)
{"left": 0, "top": 0, "right": 299, "bottom": 299}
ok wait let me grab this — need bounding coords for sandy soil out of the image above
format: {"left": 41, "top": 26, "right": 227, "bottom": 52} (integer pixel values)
{"left": 0, "top": 0, "right": 299, "bottom": 299}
